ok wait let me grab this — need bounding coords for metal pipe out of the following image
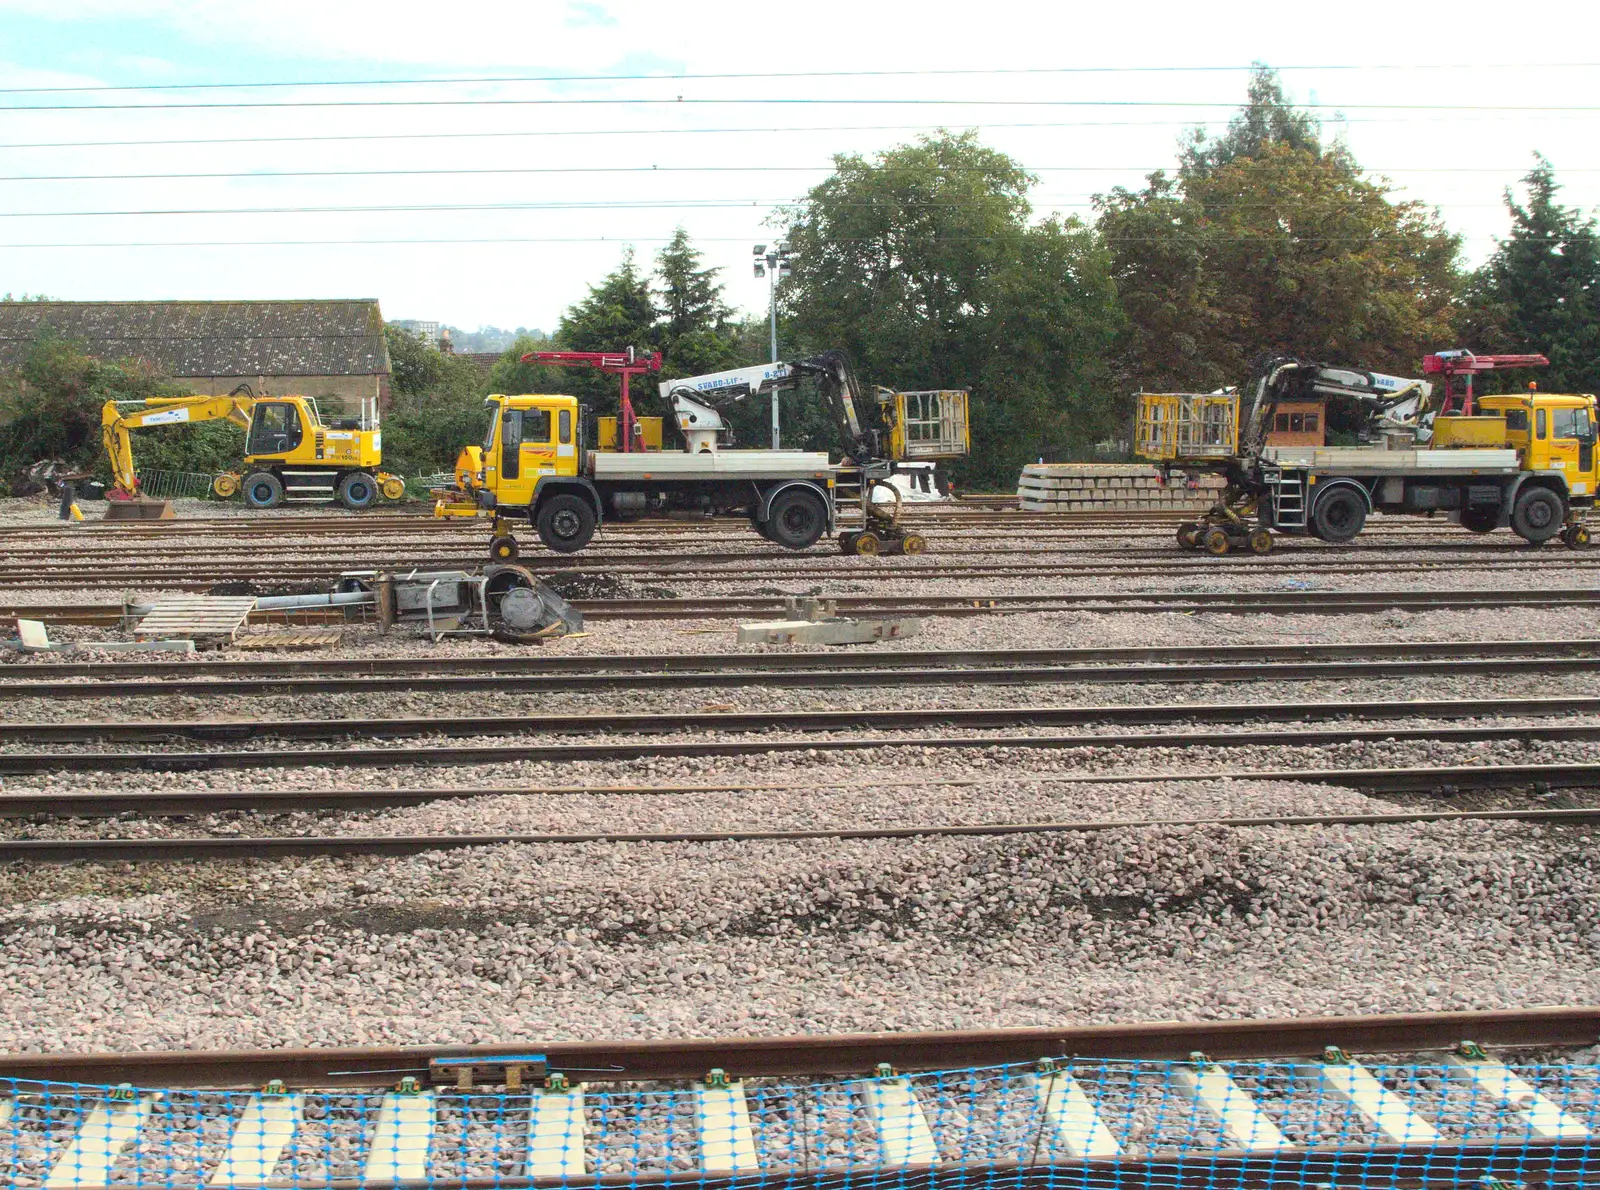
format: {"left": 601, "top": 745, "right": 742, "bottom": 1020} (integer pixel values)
{"left": 252, "top": 590, "right": 371, "bottom": 610}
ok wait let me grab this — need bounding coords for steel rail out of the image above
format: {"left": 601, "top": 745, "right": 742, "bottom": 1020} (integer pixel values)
{"left": 7, "top": 636, "right": 1596, "bottom": 683}
{"left": 3, "top": 717, "right": 1599, "bottom": 774}
{"left": 4, "top": 758, "right": 1599, "bottom": 818}
{"left": 1, "top": 1007, "right": 1595, "bottom": 1087}
{"left": 4, "top": 651, "right": 1600, "bottom": 702}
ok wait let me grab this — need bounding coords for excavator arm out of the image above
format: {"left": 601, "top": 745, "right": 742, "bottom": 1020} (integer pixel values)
{"left": 1239, "top": 357, "right": 1429, "bottom": 459}
{"left": 102, "top": 394, "right": 253, "bottom": 497}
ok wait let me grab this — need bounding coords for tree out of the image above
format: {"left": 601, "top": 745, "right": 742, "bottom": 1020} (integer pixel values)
{"left": 380, "top": 324, "right": 490, "bottom": 476}
{"left": 548, "top": 249, "right": 661, "bottom": 417}
{"left": 1097, "top": 66, "right": 1461, "bottom": 394}
{"left": 1463, "top": 156, "right": 1600, "bottom": 393}
{"left": 655, "top": 226, "right": 739, "bottom": 377}
{"left": 780, "top": 130, "right": 1121, "bottom": 483}
{"left": 0, "top": 331, "right": 210, "bottom": 490}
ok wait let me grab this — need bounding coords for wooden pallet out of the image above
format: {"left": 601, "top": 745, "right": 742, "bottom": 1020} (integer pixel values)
{"left": 232, "top": 627, "right": 344, "bottom": 651}
{"left": 135, "top": 595, "right": 257, "bottom": 642}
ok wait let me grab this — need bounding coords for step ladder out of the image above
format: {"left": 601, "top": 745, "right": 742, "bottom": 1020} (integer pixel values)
{"left": 1265, "top": 466, "right": 1308, "bottom": 529}
{"left": 279, "top": 469, "right": 338, "bottom": 504}
{"left": 834, "top": 466, "right": 867, "bottom": 529}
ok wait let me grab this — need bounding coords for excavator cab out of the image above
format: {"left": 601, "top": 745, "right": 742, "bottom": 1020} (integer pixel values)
{"left": 245, "top": 402, "right": 304, "bottom": 457}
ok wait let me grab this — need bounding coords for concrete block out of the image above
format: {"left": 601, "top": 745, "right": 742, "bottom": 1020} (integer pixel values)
{"left": 737, "top": 617, "right": 922, "bottom": 646}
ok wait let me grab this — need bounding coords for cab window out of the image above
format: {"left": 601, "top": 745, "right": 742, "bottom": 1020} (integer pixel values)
{"left": 1537, "top": 408, "right": 1547, "bottom": 439}
{"left": 1553, "top": 408, "right": 1594, "bottom": 440}
{"left": 1504, "top": 409, "right": 1529, "bottom": 432}
{"left": 559, "top": 409, "right": 572, "bottom": 444}
{"left": 521, "top": 407, "right": 552, "bottom": 443}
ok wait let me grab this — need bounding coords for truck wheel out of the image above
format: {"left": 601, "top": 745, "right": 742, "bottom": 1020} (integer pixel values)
{"left": 765, "top": 488, "right": 827, "bottom": 550}
{"left": 338, "top": 472, "right": 379, "bottom": 510}
{"left": 1311, "top": 486, "right": 1367, "bottom": 543}
{"left": 536, "top": 493, "right": 597, "bottom": 553}
{"left": 1512, "top": 486, "right": 1565, "bottom": 543}
{"left": 242, "top": 471, "right": 284, "bottom": 510}
{"left": 1461, "top": 506, "right": 1498, "bottom": 534}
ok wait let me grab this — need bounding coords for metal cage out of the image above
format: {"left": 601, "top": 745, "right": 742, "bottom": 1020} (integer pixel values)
{"left": 1135, "top": 392, "right": 1239, "bottom": 461}
{"left": 882, "top": 389, "right": 970, "bottom": 460}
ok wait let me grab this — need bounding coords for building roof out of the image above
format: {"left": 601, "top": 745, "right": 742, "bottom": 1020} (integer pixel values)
{"left": 455, "top": 352, "right": 504, "bottom": 376}
{"left": 0, "top": 299, "right": 391, "bottom": 377}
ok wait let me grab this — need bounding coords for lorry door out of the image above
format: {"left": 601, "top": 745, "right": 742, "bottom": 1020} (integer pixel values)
{"left": 518, "top": 405, "right": 557, "bottom": 477}
{"left": 1550, "top": 406, "right": 1586, "bottom": 485}
{"left": 246, "top": 402, "right": 303, "bottom": 457}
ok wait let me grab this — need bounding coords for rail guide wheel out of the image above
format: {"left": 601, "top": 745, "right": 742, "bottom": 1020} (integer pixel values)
{"left": 1176, "top": 522, "right": 1203, "bottom": 551}
{"left": 901, "top": 532, "right": 927, "bottom": 555}
{"left": 838, "top": 530, "right": 861, "bottom": 555}
{"left": 1203, "top": 527, "right": 1232, "bottom": 556}
{"left": 853, "top": 530, "right": 883, "bottom": 556}
{"left": 1563, "top": 523, "right": 1592, "bottom": 549}
{"left": 1247, "top": 528, "right": 1274, "bottom": 555}
{"left": 490, "top": 537, "right": 520, "bottom": 561}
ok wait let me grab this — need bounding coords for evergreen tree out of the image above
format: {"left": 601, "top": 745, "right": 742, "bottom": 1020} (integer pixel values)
{"left": 654, "top": 227, "right": 741, "bottom": 379}
{"left": 550, "top": 250, "right": 661, "bottom": 416}
{"left": 1464, "top": 156, "right": 1600, "bottom": 393}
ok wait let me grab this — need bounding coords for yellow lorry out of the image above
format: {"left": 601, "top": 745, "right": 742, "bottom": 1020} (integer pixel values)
{"left": 437, "top": 351, "right": 971, "bottom": 557}
{"left": 102, "top": 390, "right": 404, "bottom": 511}
{"left": 1137, "top": 352, "right": 1594, "bottom": 552}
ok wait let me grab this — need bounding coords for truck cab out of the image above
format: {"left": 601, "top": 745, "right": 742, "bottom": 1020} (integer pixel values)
{"left": 1473, "top": 391, "right": 1598, "bottom": 498}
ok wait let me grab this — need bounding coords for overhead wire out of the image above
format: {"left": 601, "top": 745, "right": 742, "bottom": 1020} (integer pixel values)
{"left": 3, "top": 61, "right": 1596, "bottom": 95}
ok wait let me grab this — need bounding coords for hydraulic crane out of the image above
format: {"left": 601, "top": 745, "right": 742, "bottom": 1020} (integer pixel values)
{"left": 1423, "top": 351, "right": 1553, "bottom": 417}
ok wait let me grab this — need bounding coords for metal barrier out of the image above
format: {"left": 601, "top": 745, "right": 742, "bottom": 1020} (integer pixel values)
{"left": 135, "top": 470, "right": 217, "bottom": 500}
{"left": 3, "top": 1054, "right": 1595, "bottom": 1187}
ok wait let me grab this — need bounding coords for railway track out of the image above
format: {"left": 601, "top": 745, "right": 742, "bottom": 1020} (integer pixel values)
{"left": 9, "top": 804, "right": 1600, "bottom": 862}
{"left": 5, "top": 758, "right": 1600, "bottom": 818}
{"left": 5, "top": 643, "right": 1600, "bottom": 699}
{"left": 2, "top": 711, "right": 1597, "bottom": 774}
{"left": 8, "top": 586, "right": 1600, "bottom": 627}
{"left": 0, "top": 1010, "right": 1593, "bottom": 1189}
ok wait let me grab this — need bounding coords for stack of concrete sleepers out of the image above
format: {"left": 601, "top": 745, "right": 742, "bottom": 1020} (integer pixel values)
{"left": 1016, "top": 463, "right": 1225, "bottom": 513}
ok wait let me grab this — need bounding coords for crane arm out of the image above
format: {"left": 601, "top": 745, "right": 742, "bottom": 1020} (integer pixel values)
{"left": 658, "top": 351, "right": 878, "bottom": 458}
{"left": 101, "top": 395, "right": 253, "bottom": 496}
{"left": 1239, "top": 358, "right": 1429, "bottom": 458}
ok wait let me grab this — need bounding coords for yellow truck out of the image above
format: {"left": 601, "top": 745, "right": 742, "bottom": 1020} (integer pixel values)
{"left": 438, "top": 351, "right": 971, "bottom": 557}
{"left": 1137, "top": 353, "right": 1595, "bottom": 552}
{"left": 102, "top": 390, "right": 404, "bottom": 510}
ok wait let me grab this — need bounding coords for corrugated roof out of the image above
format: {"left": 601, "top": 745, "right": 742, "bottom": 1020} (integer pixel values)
{"left": 0, "top": 299, "right": 391, "bottom": 377}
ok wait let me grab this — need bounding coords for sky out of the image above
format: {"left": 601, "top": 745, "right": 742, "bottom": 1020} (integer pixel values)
{"left": 1, "top": 0, "right": 1597, "bottom": 333}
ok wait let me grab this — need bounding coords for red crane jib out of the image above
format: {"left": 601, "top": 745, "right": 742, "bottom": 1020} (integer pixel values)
{"left": 1423, "top": 353, "right": 1549, "bottom": 375}
{"left": 516, "top": 350, "right": 664, "bottom": 452}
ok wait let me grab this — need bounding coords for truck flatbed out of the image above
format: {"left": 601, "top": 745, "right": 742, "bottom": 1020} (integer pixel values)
{"left": 590, "top": 449, "right": 834, "bottom": 481}
{"left": 1262, "top": 446, "right": 1520, "bottom": 474}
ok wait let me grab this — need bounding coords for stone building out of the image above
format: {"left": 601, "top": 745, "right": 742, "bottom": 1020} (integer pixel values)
{"left": 0, "top": 299, "right": 392, "bottom": 409}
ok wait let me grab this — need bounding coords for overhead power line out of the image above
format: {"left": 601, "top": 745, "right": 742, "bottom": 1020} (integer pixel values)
{"left": 4, "top": 111, "right": 1592, "bottom": 153}
{"left": 5, "top": 96, "right": 1600, "bottom": 113}
{"left": 2, "top": 61, "right": 1595, "bottom": 95}
{"left": 1, "top": 163, "right": 1593, "bottom": 183}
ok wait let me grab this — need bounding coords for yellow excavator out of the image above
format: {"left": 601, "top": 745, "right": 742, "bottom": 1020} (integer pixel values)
{"left": 102, "top": 389, "right": 405, "bottom": 513}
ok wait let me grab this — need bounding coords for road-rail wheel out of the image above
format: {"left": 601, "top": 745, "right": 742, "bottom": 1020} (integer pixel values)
{"left": 1247, "top": 528, "right": 1274, "bottom": 555}
{"left": 1176, "top": 522, "right": 1203, "bottom": 550}
{"left": 536, "top": 493, "right": 597, "bottom": 553}
{"left": 490, "top": 536, "right": 520, "bottom": 561}
{"left": 1512, "top": 485, "right": 1564, "bottom": 544}
{"left": 901, "top": 533, "right": 927, "bottom": 555}
{"left": 211, "top": 472, "right": 240, "bottom": 499}
{"left": 1563, "top": 523, "right": 1591, "bottom": 549}
{"left": 380, "top": 475, "right": 407, "bottom": 501}
{"left": 838, "top": 530, "right": 861, "bottom": 555}
{"left": 242, "top": 471, "right": 284, "bottom": 510}
{"left": 853, "top": 530, "right": 883, "bottom": 556}
{"left": 1203, "top": 527, "right": 1232, "bottom": 556}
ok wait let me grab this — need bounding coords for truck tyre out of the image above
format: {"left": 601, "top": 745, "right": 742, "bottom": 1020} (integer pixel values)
{"left": 1311, "top": 486, "right": 1367, "bottom": 543}
{"left": 1460, "top": 506, "right": 1498, "bottom": 534}
{"left": 242, "top": 471, "right": 284, "bottom": 510}
{"left": 536, "top": 493, "right": 597, "bottom": 553}
{"left": 765, "top": 487, "right": 827, "bottom": 550}
{"left": 338, "top": 472, "right": 379, "bottom": 510}
{"left": 1512, "top": 486, "right": 1564, "bottom": 544}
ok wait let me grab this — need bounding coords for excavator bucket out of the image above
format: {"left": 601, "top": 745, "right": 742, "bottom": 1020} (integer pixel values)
{"left": 104, "top": 497, "right": 175, "bottom": 521}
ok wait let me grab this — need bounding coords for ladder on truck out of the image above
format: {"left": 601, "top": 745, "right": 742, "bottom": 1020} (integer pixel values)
{"left": 1262, "top": 465, "right": 1308, "bottom": 529}
{"left": 833, "top": 465, "right": 868, "bottom": 530}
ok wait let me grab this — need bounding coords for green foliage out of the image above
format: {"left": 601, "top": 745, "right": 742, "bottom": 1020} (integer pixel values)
{"left": 655, "top": 227, "right": 741, "bottom": 379}
{"left": 779, "top": 130, "right": 1121, "bottom": 483}
{"left": 1097, "top": 70, "right": 1461, "bottom": 396}
{"left": 0, "top": 331, "right": 194, "bottom": 491}
{"left": 1463, "top": 156, "right": 1600, "bottom": 393}
{"left": 380, "top": 324, "right": 492, "bottom": 476}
